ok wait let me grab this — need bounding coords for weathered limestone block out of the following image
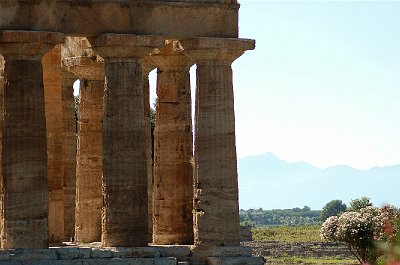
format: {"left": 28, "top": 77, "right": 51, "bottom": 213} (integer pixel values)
{"left": 64, "top": 56, "right": 105, "bottom": 243}
{"left": 25, "top": 261, "right": 83, "bottom": 265}
{"left": 0, "top": 261, "right": 20, "bottom": 265}
{"left": 0, "top": 249, "right": 10, "bottom": 261}
{"left": 147, "top": 41, "right": 194, "bottom": 245}
{"left": 43, "top": 44, "right": 65, "bottom": 244}
{"left": 180, "top": 38, "right": 255, "bottom": 247}
{"left": 8, "top": 249, "right": 58, "bottom": 261}
{"left": 191, "top": 246, "right": 252, "bottom": 257}
{"left": 56, "top": 247, "right": 91, "bottom": 260}
{"left": 88, "top": 34, "right": 164, "bottom": 247}
{"left": 141, "top": 61, "right": 156, "bottom": 243}
{"left": 90, "top": 248, "right": 113, "bottom": 259}
{"left": 190, "top": 246, "right": 254, "bottom": 265}
{"left": 154, "top": 245, "right": 191, "bottom": 261}
{"left": 61, "top": 69, "right": 77, "bottom": 239}
{"left": 0, "top": 30, "right": 65, "bottom": 249}
{"left": 108, "top": 247, "right": 161, "bottom": 258}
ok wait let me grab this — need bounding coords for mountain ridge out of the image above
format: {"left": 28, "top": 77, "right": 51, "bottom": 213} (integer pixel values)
{"left": 237, "top": 153, "right": 400, "bottom": 210}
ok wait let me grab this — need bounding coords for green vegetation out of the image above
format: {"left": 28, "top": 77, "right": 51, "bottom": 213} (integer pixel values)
{"left": 240, "top": 207, "right": 321, "bottom": 227}
{"left": 264, "top": 255, "right": 357, "bottom": 264}
{"left": 321, "top": 205, "right": 399, "bottom": 264}
{"left": 320, "top": 200, "right": 347, "bottom": 221}
{"left": 252, "top": 225, "right": 321, "bottom": 242}
{"left": 347, "top": 196, "right": 373, "bottom": 212}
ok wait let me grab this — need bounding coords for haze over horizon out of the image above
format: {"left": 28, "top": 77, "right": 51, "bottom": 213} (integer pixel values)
{"left": 238, "top": 152, "right": 400, "bottom": 210}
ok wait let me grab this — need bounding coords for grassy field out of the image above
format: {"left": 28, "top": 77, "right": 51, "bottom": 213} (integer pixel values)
{"left": 252, "top": 225, "right": 322, "bottom": 242}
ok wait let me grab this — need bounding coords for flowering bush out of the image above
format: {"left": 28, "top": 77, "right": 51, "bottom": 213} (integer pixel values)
{"left": 321, "top": 206, "right": 398, "bottom": 265}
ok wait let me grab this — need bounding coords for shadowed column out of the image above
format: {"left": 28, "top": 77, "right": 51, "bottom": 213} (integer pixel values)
{"left": 147, "top": 41, "right": 194, "bottom": 245}
{"left": 89, "top": 34, "right": 164, "bottom": 247}
{"left": 0, "top": 56, "right": 4, "bottom": 235}
{"left": 64, "top": 56, "right": 104, "bottom": 243}
{"left": 43, "top": 45, "right": 65, "bottom": 243}
{"left": 0, "top": 30, "right": 65, "bottom": 249}
{"left": 60, "top": 69, "right": 78, "bottom": 240}
{"left": 181, "top": 38, "right": 255, "bottom": 246}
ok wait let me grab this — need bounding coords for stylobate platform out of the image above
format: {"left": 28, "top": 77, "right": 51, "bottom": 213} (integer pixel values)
{"left": 0, "top": 245, "right": 263, "bottom": 265}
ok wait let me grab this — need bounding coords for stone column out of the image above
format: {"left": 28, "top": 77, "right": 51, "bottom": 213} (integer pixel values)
{"left": 141, "top": 61, "right": 156, "bottom": 243}
{"left": 0, "top": 30, "right": 65, "bottom": 249}
{"left": 88, "top": 34, "right": 164, "bottom": 247}
{"left": 42, "top": 44, "right": 65, "bottom": 243}
{"left": 180, "top": 38, "right": 255, "bottom": 246}
{"left": 61, "top": 69, "right": 77, "bottom": 240}
{"left": 0, "top": 56, "right": 4, "bottom": 236}
{"left": 64, "top": 57, "right": 104, "bottom": 243}
{"left": 147, "top": 41, "right": 194, "bottom": 245}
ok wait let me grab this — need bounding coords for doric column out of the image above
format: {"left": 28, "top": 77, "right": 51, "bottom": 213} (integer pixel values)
{"left": 61, "top": 69, "right": 77, "bottom": 240}
{"left": 88, "top": 34, "right": 164, "bottom": 247}
{"left": 42, "top": 44, "right": 65, "bottom": 243}
{"left": 0, "top": 56, "right": 4, "bottom": 235}
{"left": 64, "top": 56, "right": 104, "bottom": 243}
{"left": 180, "top": 38, "right": 255, "bottom": 246}
{"left": 147, "top": 41, "right": 194, "bottom": 245}
{"left": 141, "top": 61, "right": 156, "bottom": 243}
{"left": 0, "top": 30, "right": 65, "bottom": 249}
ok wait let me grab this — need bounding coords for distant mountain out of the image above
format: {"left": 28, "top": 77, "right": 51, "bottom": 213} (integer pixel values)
{"left": 238, "top": 153, "right": 400, "bottom": 210}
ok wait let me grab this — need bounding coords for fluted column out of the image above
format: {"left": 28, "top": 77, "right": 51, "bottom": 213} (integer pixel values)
{"left": 64, "top": 57, "right": 104, "bottom": 243}
{"left": 180, "top": 38, "right": 255, "bottom": 246}
{"left": 89, "top": 34, "right": 164, "bottom": 247}
{"left": 61, "top": 69, "right": 77, "bottom": 240}
{"left": 0, "top": 56, "right": 4, "bottom": 236}
{"left": 147, "top": 41, "right": 194, "bottom": 245}
{"left": 0, "top": 30, "right": 65, "bottom": 249}
{"left": 141, "top": 61, "right": 156, "bottom": 243}
{"left": 43, "top": 45, "right": 65, "bottom": 243}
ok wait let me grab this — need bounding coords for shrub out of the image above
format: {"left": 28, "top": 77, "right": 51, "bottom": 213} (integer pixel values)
{"left": 321, "top": 206, "right": 398, "bottom": 265}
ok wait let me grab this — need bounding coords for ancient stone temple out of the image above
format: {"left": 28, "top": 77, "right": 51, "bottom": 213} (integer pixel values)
{"left": 0, "top": 1, "right": 257, "bottom": 264}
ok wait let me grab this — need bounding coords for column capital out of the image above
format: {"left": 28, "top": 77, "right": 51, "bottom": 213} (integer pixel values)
{"left": 179, "top": 37, "right": 255, "bottom": 64}
{"left": 61, "top": 68, "right": 78, "bottom": 86}
{"left": 142, "top": 60, "right": 156, "bottom": 75}
{"left": 146, "top": 40, "right": 193, "bottom": 71}
{"left": 0, "top": 30, "right": 65, "bottom": 60}
{"left": 63, "top": 56, "right": 105, "bottom": 81}
{"left": 88, "top": 34, "right": 164, "bottom": 62}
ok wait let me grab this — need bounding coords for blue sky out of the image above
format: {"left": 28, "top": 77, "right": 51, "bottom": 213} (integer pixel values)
{"left": 230, "top": 0, "right": 400, "bottom": 169}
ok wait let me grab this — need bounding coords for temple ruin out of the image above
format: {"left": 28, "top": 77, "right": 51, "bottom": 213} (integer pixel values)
{"left": 0, "top": 1, "right": 257, "bottom": 264}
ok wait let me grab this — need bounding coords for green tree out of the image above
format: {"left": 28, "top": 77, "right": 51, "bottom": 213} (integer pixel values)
{"left": 320, "top": 200, "right": 347, "bottom": 221}
{"left": 348, "top": 196, "right": 373, "bottom": 212}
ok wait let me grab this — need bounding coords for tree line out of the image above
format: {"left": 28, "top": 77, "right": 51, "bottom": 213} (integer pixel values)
{"left": 240, "top": 206, "right": 321, "bottom": 226}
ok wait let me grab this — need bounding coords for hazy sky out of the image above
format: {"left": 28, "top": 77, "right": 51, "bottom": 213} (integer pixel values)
{"left": 229, "top": 0, "right": 400, "bottom": 170}
{"left": 76, "top": 1, "right": 400, "bottom": 170}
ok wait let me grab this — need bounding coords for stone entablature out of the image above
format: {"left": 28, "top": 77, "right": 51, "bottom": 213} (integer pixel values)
{"left": 0, "top": 1, "right": 238, "bottom": 38}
